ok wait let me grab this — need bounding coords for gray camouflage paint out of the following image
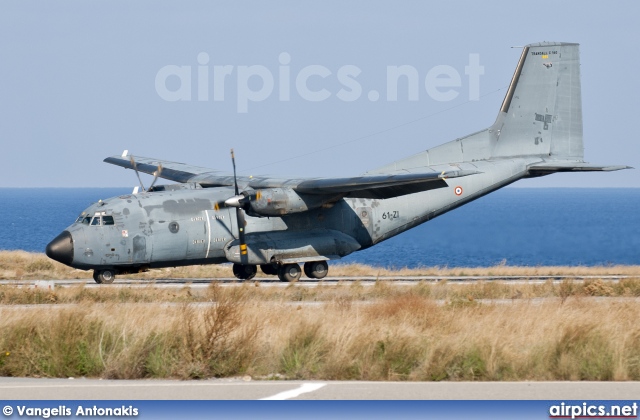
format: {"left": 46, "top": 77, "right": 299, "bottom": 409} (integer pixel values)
{"left": 50, "top": 42, "right": 630, "bottom": 275}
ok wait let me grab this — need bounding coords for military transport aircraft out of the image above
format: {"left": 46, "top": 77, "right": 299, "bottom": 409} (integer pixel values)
{"left": 46, "top": 42, "right": 629, "bottom": 284}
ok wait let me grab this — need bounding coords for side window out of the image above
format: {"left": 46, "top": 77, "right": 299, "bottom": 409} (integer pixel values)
{"left": 82, "top": 216, "right": 91, "bottom": 224}
{"left": 90, "top": 216, "right": 101, "bottom": 226}
{"left": 102, "top": 216, "right": 115, "bottom": 226}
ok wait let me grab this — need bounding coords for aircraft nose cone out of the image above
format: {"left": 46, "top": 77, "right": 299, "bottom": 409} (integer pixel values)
{"left": 45, "top": 231, "right": 74, "bottom": 266}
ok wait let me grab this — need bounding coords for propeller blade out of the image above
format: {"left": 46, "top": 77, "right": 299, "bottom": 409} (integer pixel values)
{"left": 129, "top": 155, "right": 146, "bottom": 192}
{"left": 236, "top": 207, "right": 248, "bottom": 262}
{"left": 231, "top": 148, "right": 239, "bottom": 196}
{"left": 230, "top": 149, "right": 248, "bottom": 263}
{"left": 147, "top": 163, "right": 163, "bottom": 191}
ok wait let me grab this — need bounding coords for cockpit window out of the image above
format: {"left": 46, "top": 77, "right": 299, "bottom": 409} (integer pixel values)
{"left": 79, "top": 213, "right": 114, "bottom": 226}
{"left": 76, "top": 215, "right": 91, "bottom": 224}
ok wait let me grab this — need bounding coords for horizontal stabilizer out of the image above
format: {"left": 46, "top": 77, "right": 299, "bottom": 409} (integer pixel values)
{"left": 528, "top": 162, "right": 632, "bottom": 176}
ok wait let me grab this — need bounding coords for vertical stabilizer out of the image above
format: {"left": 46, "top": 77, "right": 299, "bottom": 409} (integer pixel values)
{"left": 369, "top": 42, "right": 588, "bottom": 174}
{"left": 493, "top": 42, "right": 583, "bottom": 160}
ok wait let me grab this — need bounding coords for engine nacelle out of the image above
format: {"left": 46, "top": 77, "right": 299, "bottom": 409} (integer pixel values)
{"left": 246, "top": 188, "right": 334, "bottom": 217}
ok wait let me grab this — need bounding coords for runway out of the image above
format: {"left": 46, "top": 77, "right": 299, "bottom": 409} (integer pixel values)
{"left": 1, "top": 377, "right": 640, "bottom": 400}
{"left": 0, "top": 275, "right": 631, "bottom": 289}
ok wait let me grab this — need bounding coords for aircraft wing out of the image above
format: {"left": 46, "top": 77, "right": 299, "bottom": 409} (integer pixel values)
{"left": 105, "top": 153, "right": 480, "bottom": 199}
{"left": 247, "top": 170, "right": 480, "bottom": 199}
{"left": 104, "top": 154, "right": 236, "bottom": 187}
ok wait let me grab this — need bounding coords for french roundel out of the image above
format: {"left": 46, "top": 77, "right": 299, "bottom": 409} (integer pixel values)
{"left": 454, "top": 186, "right": 463, "bottom": 196}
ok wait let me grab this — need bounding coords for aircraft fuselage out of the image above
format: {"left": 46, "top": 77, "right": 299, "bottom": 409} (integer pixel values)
{"left": 47, "top": 158, "right": 532, "bottom": 276}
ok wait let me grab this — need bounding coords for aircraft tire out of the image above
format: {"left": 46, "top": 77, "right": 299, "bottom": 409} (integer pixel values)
{"left": 232, "top": 264, "right": 257, "bottom": 280}
{"left": 304, "top": 261, "right": 328, "bottom": 279}
{"left": 277, "top": 263, "right": 301, "bottom": 282}
{"left": 260, "top": 264, "right": 278, "bottom": 276}
{"left": 93, "top": 269, "right": 115, "bottom": 284}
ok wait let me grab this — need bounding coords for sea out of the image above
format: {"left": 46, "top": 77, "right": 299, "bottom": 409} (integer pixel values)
{"left": 1, "top": 188, "right": 638, "bottom": 268}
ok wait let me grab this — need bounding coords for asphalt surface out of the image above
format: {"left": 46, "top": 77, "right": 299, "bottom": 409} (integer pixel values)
{"left": 1, "top": 377, "right": 640, "bottom": 400}
{"left": 0, "top": 275, "right": 631, "bottom": 290}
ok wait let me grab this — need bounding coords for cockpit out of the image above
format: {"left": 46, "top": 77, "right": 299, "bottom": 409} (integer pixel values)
{"left": 75, "top": 212, "right": 114, "bottom": 226}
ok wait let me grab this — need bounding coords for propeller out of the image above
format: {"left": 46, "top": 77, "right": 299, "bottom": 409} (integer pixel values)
{"left": 212, "top": 153, "right": 262, "bottom": 211}
{"left": 230, "top": 149, "right": 248, "bottom": 262}
{"left": 128, "top": 155, "right": 164, "bottom": 193}
{"left": 147, "top": 163, "right": 163, "bottom": 191}
{"left": 129, "top": 155, "right": 146, "bottom": 192}
{"left": 210, "top": 149, "right": 264, "bottom": 262}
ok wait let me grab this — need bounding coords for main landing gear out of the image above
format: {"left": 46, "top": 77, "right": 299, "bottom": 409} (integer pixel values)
{"left": 232, "top": 260, "right": 330, "bottom": 282}
{"left": 232, "top": 263, "right": 257, "bottom": 280}
{"left": 93, "top": 269, "right": 116, "bottom": 284}
{"left": 303, "top": 261, "right": 328, "bottom": 279}
{"left": 277, "top": 263, "right": 301, "bottom": 282}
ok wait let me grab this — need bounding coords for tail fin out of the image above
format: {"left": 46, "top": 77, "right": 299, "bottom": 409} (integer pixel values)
{"left": 371, "top": 42, "right": 630, "bottom": 174}
{"left": 492, "top": 42, "right": 583, "bottom": 160}
{"left": 370, "top": 42, "right": 586, "bottom": 173}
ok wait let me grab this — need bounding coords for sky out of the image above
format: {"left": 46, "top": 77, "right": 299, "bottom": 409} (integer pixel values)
{"left": 0, "top": 0, "right": 638, "bottom": 188}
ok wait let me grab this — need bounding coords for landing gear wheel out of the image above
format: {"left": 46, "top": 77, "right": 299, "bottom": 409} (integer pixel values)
{"left": 232, "top": 264, "right": 257, "bottom": 280}
{"left": 93, "top": 269, "right": 115, "bottom": 284}
{"left": 260, "top": 264, "right": 278, "bottom": 276}
{"left": 277, "top": 263, "right": 301, "bottom": 283}
{"left": 304, "top": 261, "right": 329, "bottom": 279}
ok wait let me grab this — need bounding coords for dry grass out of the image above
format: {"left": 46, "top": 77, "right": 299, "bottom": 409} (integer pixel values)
{"left": 330, "top": 262, "right": 640, "bottom": 278}
{"left": 1, "top": 251, "right": 640, "bottom": 280}
{"left": 3, "top": 277, "right": 640, "bottom": 306}
{"left": 2, "top": 282, "right": 640, "bottom": 381}
{"left": 3, "top": 251, "right": 640, "bottom": 381}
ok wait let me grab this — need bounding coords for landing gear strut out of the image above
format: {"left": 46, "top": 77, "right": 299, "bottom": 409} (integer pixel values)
{"left": 304, "top": 261, "right": 329, "bottom": 279}
{"left": 93, "top": 269, "right": 115, "bottom": 284}
{"left": 277, "top": 263, "right": 301, "bottom": 282}
{"left": 232, "top": 264, "right": 257, "bottom": 280}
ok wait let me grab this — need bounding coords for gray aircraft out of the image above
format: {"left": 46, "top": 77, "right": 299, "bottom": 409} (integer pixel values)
{"left": 46, "top": 42, "right": 629, "bottom": 284}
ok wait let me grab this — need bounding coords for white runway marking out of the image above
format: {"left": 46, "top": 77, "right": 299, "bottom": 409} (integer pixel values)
{"left": 260, "top": 383, "right": 326, "bottom": 400}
